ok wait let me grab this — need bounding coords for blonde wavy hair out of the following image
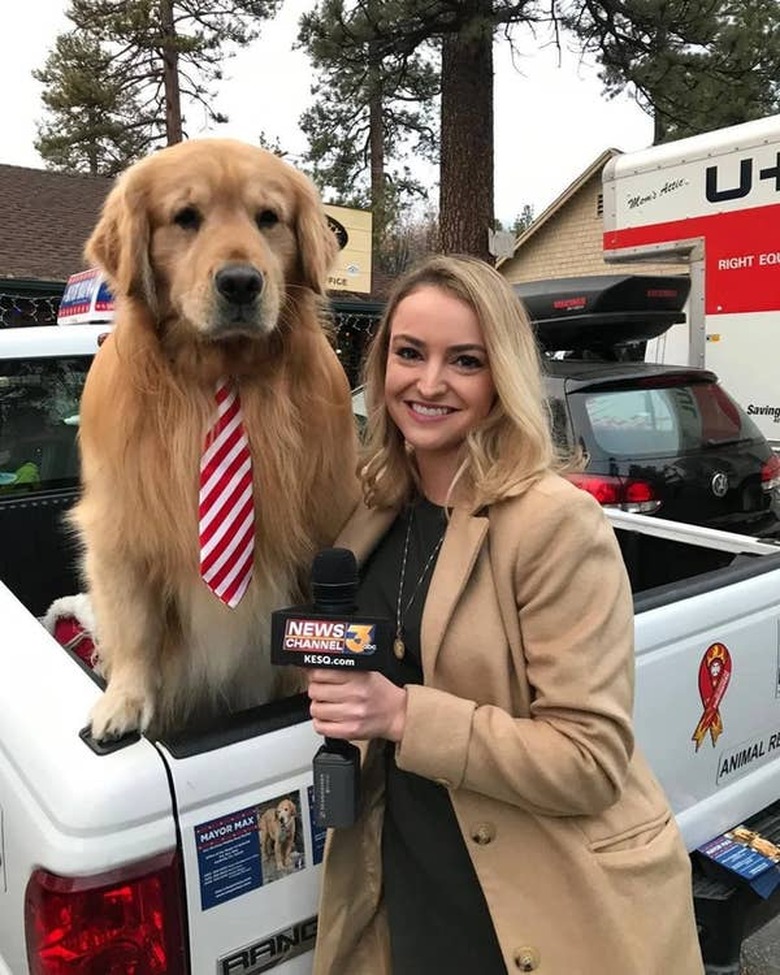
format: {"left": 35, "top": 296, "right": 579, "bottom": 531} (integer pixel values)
{"left": 360, "top": 254, "right": 569, "bottom": 510}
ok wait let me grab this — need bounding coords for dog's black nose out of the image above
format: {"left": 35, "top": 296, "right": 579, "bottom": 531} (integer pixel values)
{"left": 215, "top": 264, "right": 264, "bottom": 305}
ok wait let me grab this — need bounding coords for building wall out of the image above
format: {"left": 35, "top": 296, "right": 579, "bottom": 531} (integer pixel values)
{"left": 499, "top": 173, "right": 687, "bottom": 284}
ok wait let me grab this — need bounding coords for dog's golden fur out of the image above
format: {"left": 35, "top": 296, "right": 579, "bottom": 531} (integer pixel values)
{"left": 71, "top": 138, "right": 358, "bottom": 741}
{"left": 259, "top": 797, "right": 299, "bottom": 871}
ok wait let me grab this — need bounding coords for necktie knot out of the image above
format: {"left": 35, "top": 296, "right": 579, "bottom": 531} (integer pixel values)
{"left": 199, "top": 379, "right": 254, "bottom": 607}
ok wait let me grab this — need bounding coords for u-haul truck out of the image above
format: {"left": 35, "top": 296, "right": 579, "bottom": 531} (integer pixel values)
{"left": 602, "top": 114, "right": 780, "bottom": 449}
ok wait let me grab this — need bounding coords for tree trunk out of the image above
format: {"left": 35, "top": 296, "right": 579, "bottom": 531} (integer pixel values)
{"left": 160, "top": 0, "right": 183, "bottom": 144}
{"left": 653, "top": 107, "right": 666, "bottom": 145}
{"left": 439, "top": 6, "right": 494, "bottom": 261}
{"left": 368, "top": 45, "right": 386, "bottom": 251}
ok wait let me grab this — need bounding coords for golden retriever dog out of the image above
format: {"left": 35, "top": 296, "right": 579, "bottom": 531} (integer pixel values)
{"left": 70, "top": 138, "right": 359, "bottom": 741}
{"left": 259, "top": 797, "right": 299, "bottom": 872}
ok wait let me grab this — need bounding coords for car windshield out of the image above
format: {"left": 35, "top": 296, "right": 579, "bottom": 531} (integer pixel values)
{"left": 0, "top": 356, "right": 89, "bottom": 495}
{"left": 575, "top": 380, "right": 763, "bottom": 458}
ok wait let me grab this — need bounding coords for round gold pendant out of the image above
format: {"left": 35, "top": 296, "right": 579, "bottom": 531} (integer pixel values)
{"left": 393, "top": 637, "right": 405, "bottom": 660}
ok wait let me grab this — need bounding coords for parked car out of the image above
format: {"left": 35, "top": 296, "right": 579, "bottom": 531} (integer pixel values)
{"left": 543, "top": 358, "right": 780, "bottom": 538}
{"left": 351, "top": 275, "right": 780, "bottom": 542}
{"left": 352, "top": 361, "right": 780, "bottom": 538}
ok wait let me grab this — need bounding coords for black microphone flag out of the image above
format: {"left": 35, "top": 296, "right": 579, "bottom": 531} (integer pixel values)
{"left": 270, "top": 548, "right": 391, "bottom": 670}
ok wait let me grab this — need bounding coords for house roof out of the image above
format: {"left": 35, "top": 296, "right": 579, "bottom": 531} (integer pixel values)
{"left": 497, "top": 148, "right": 621, "bottom": 268}
{"left": 0, "top": 162, "right": 389, "bottom": 299}
{"left": 0, "top": 164, "right": 112, "bottom": 284}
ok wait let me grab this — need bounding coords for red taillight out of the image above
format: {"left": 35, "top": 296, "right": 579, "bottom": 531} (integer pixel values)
{"left": 761, "top": 454, "right": 780, "bottom": 492}
{"left": 623, "top": 480, "right": 655, "bottom": 504}
{"left": 567, "top": 472, "right": 623, "bottom": 505}
{"left": 25, "top": 852, "right": 187, "bottom": 975}
{"left": 567, "top": 472, "right": 662, "bottom": 513}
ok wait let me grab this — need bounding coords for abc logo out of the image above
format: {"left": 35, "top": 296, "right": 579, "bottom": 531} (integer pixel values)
{"left": 344, "top": 624, "right": 376, "bottom": 654}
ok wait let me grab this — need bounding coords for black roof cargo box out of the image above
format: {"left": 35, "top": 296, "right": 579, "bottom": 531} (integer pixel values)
{"left": 513, "top": 274, "right": 691, "bottom": 352}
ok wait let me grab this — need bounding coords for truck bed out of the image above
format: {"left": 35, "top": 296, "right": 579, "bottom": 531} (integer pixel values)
{"left": 4, "top": 492, "right": 780, "bottom": 974}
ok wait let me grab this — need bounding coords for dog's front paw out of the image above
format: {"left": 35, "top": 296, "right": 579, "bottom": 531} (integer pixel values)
{"left": 89, "top": 684, "right": 154, "bottom": 741}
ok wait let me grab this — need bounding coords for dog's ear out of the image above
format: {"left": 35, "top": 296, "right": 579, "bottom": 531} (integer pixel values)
{"left": 294, "top": 172, "right": 339, "bottom": 295}
{"left": 86, "top": 172, "right": 157, "bottom": 315}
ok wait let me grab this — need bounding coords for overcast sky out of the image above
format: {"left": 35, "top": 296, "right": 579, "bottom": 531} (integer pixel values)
{"left": 0, "top": 0, "right": 654, "bottom": 223}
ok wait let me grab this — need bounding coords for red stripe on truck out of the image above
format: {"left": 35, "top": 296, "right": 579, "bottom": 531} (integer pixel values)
{"left": 603, "top": 202, "right": 780, "bottom": 316}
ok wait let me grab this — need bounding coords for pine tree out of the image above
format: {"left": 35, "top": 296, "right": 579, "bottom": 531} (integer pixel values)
{"left": 495, "top": 205, "right": 535, "bottom": 236}
{"left": 298, "top": 1, "right": 439, "bottom": 250}
{"left": 34, "top": 33, "right": 151, "bottom": 175}
{"left": 570, "top": 0, "right": 780, "bottom": 143}
{"left": 298, "top": 0, "right": 780, "bottom": 259}
{"left": 439, "top": 3, "right": 495, "bottom": 261}
{"left": 297, "top": 1, "right": 549, "bottom": 262}
{"left": 35, "top": 0, "right": 282, "bottom": 174}
{"left": 513, "top": 204, "right": 535, "bottom": 236}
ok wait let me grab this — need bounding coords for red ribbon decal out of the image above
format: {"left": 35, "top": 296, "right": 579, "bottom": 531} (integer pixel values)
{"left": 692, "top": 642, "right": 732, "bottom": 751}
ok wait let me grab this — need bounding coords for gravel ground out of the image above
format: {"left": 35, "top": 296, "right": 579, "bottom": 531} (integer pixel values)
{"left": 741, "top": 917, "right": 780, "bottom": 974}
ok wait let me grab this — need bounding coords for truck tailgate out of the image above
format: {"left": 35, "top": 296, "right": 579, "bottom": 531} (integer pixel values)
{"left": 0, "top": 582, "right": 176, "bottom": 974}
{"left": 157, "top": 697, "right": 324, "bottom": 975}
{"left": 633, "top": 562, "right": 780, "bottom": 852}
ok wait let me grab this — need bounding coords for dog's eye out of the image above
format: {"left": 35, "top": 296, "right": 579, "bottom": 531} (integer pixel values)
{"left": 174, "top": 206, "right": 202, "bottom": 231}
{"left": 256, "top": 209, "right": 279, "bottom": 230}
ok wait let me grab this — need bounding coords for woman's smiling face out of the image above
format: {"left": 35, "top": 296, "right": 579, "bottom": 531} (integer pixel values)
{"left": 384, "top": 285, "right": 496, "bottom": 486}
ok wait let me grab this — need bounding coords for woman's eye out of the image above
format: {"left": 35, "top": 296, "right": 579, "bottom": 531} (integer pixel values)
{"left": 394, "top": 346, "right": 421, "bottom": 360}
{"left": 256, "top": 209, "right": 279, "bottom": 229}
{"left": 454, "top": 354, "right": 484, "bottom": 369}
{"left": 174, "top": 206, "right": 202, "bottom": 231}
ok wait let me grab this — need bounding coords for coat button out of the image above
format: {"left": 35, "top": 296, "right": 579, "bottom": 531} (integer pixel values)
{"left": 514, "top": 945, "right": 540, "bottom": 971}
{"left": 470, "top": 821, "right": 496, "bottom": 845}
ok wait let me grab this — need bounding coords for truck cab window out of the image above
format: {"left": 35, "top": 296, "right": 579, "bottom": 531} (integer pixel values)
{"left": 0, "top": 357, "right": 88, "bottom": 496}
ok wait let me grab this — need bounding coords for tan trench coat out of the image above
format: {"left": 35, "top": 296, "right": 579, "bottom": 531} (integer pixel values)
{"left": 312, "top": 473, "right": 704, "bottom": 975}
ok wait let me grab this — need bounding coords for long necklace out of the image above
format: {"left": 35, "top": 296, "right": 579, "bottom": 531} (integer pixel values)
{"left": 394, "top": 507, "right": 445, "bottom": 660}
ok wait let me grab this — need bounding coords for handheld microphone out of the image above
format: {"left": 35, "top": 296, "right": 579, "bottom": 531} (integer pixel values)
{"left": 271, "top": 548, "right": 391, "bottom": 828}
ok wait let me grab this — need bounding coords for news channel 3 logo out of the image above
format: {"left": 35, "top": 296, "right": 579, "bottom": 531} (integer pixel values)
{"left": 344, "top": 623, "right": 377, "bottom": 654}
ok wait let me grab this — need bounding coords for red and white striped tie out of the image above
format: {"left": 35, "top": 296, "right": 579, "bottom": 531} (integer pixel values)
{"left": 199, "top": 379, "right": 254, "bottom": 608}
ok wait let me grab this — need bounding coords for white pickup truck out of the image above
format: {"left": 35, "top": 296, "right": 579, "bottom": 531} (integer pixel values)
{"left": 2, "top": 323, "right": 780, "bottom": 975}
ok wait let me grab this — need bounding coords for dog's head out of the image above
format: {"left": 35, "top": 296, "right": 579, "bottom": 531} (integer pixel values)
{"left": 85, "top": 138, "right": 338, "bottom": 342}
{"left": 275, "top": 798, "right": 297, "bottom": 829}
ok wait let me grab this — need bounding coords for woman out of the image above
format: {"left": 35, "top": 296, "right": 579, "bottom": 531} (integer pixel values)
{"left": 308, "top": 254, "right": 704, "bottom": 975}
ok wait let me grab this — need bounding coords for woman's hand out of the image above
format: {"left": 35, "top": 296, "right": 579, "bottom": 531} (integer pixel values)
{"left": 307, "top": 668, "right": 407, "bottom": 743}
